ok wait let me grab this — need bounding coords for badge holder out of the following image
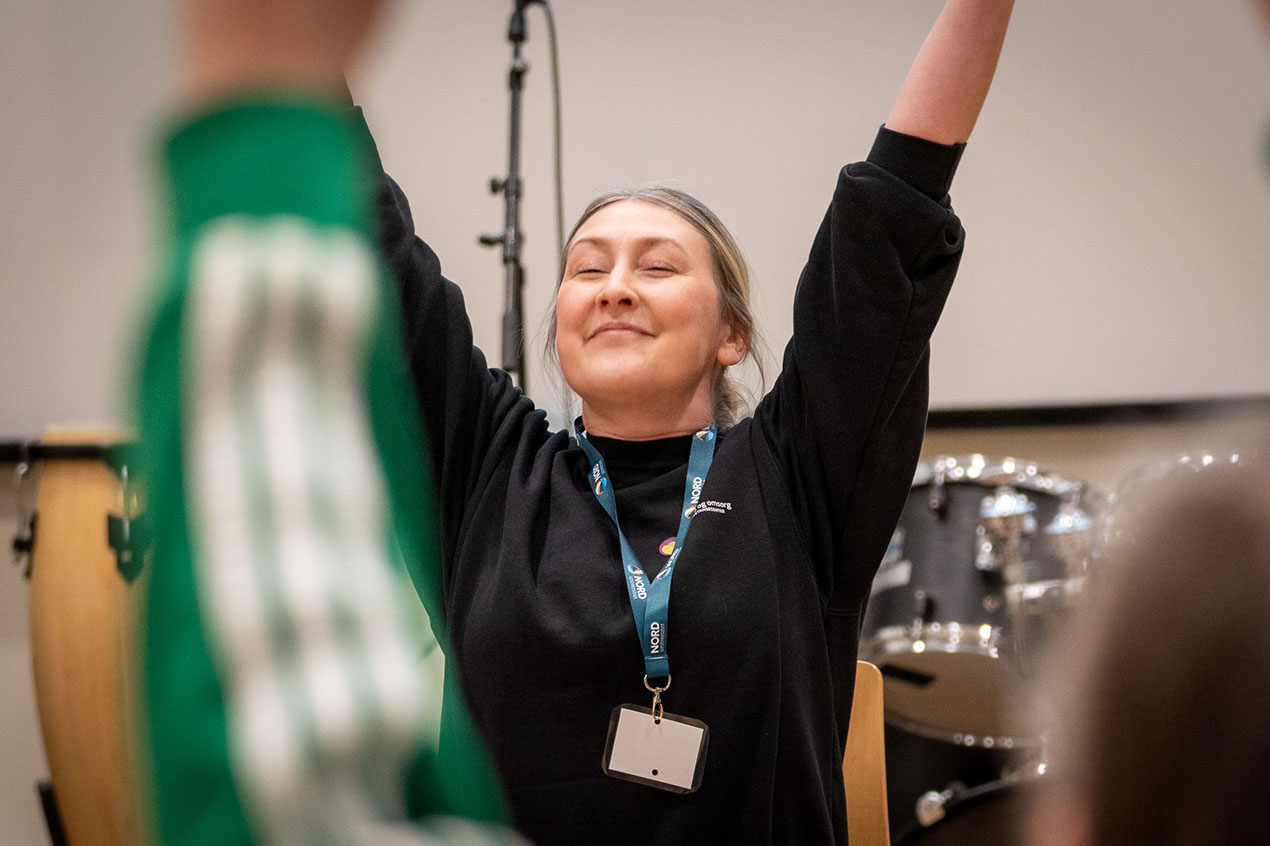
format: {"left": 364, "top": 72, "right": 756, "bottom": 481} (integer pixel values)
{"left": 601, "top": 676, "right": 709, "bottom": 794}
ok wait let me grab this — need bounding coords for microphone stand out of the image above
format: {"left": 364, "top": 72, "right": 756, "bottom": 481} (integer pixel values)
{"left": 480, "top": 1, "right": 535, "bottom": 392}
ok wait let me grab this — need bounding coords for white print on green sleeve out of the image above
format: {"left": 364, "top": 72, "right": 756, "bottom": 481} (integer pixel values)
{"left": 181, "top": 216, "right": 512, "bottom": 846}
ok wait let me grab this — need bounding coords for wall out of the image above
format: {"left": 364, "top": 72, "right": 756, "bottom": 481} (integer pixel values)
{"left": 3, "top": 0, "right": 1270, "bottom": 440}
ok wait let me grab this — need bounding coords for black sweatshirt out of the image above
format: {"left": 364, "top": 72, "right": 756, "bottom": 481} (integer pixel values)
{"left": 365, "top": 112, "right": 965, "bottom": 844}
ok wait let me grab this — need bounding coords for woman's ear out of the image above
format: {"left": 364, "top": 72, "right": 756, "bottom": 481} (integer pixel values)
{"left": 716, "top": 328, "right": 746, "bottom": 368}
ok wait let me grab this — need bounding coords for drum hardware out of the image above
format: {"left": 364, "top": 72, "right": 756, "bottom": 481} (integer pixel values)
{"left": 1044, "top": 484, "right": 1095, "bottom": 581}
{"left": 975, "top": 486, "right": 1037, "bottom": 576}
{"left": 905, "top": 758, "right": 1048, "bottom": 841}
{"left": 37, "top": 780, "right": 70, "bottom": 846}
{"left": 880, "top": 664, "right": 935, "bottom": 688}
{"left": 978, "top": 485, "right": 1040, "bottom": 674}
{"left": 927, "top": 457, "right": 949, "bottom": 518}
{"left": 1005, "top": 579, "right": 1077, "bottom": 615}
{"left": 915, "top": 786, "right": 952, "bottom": 828}
{"left": 5, "top": 440, "right": 149, "bottom": 581}
{"left": 913, "top": 589, "right": 935, "bottom": 623}
{"left": 12, "top": 446, "right": 36, "bottom": 577}
{"left": 104, "top": 459, "right": 149, "bottom": 583}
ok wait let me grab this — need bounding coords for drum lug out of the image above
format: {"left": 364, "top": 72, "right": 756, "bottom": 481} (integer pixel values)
{"left": 106, "top": 463, "right": 151, "bottom": 583}
{"left": 912, "top": 590, "right": 935, "bottom": 623}
{"left": 1045, "top": 485, "right": 1095, "bottom": 579}
{"left": 927, "top": 457, "right": 950, "bottom": 518}
{"left": 107, "top": 514, "right": 150, "bottom": 583}
{"left": 974, "top": 526, "right": 998, "bottom": 572}
{"left": 12, "top": 514, "right": 37, "bottom": 579}
{"left": 11, "top": 451, "right": 37, "bottom": 579}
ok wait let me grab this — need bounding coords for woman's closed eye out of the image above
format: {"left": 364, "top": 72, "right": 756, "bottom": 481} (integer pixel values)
{"left": 641, "top": 263, "right": 678, "bottom": 275}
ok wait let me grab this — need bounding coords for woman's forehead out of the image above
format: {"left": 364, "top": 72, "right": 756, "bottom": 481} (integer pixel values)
{"left": 568, "top": 199, "right": 708, "bottom": 255}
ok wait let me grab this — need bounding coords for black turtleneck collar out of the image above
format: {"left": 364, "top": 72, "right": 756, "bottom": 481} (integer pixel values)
{"left": 582, "top": 432, "right": 692, "bottom": 490}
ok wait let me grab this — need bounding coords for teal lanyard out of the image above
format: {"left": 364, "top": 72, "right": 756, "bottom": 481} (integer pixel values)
{"left": 576, "top": 422, "right": 717, "bottom": 682}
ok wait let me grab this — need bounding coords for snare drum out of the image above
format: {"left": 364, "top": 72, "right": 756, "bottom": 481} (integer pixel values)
{"left": 24, "top": 429, "right": 149, "bottom": 846}
{"left": 861, "top": 455, "right": 1104, "bottom": 746}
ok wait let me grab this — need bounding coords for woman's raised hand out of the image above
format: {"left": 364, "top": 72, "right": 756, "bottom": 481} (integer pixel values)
{"left": 884, "top": 0, "right": 1016, "bottom": 145}
{"left": 178, "top": 0, "right": 385, "bottom": 103}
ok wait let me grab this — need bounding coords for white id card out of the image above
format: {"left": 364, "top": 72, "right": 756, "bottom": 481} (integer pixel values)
{"left": 601, "top": 704, "right": 709, "bottom": 793}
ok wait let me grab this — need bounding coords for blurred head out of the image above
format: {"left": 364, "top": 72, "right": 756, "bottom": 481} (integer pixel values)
{"left": 1028, "top": 460, "right": 1270, "bottom": 846}
{"left": 549, "top": 188, "right": 758, "bottom": 429}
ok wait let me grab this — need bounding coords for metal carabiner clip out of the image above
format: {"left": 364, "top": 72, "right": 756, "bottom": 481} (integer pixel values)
{"left": 643, "top": 674, "right": 672, "bottom": 724}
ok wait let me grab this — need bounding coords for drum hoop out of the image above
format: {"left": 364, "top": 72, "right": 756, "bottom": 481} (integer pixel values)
{"left": 0, "top": 441, "right": 133, "bottom": 463}
{"left": 863, "top": 622, "right": 1004, "bottom": 660}
{"left": 884, "top": 709, "right": 1045, "bottom": 750}
{"left": 1113, "top": 450, "right": 1255, "bottom": 497}
{"left": 912, "top": 455, "right": 1104, "bottom": 503}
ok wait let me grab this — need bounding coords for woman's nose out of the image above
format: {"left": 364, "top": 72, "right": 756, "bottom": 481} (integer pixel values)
{"left": 597, "top": 266, "right": 637, "bottom": 307}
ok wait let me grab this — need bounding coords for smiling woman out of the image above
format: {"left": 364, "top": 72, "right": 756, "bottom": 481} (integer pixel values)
{"left": 361, "top": 1, "right": 1015, "bottom": 843}
{"left": 553, "top": 189, "right": 752, "bottom": 438}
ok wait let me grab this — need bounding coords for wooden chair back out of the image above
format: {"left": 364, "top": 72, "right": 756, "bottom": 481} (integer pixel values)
{"left": 844, "top": 660, "right": 890, "bottom": 846}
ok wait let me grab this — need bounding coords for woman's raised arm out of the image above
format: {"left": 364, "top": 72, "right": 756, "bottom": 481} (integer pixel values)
{"left": 885, "top": 0, "right": 1016, "bottom": 145}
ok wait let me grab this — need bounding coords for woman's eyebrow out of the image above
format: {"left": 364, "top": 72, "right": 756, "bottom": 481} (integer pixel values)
{"left": 567, "top": 235, "right": 687, "bottom": 254}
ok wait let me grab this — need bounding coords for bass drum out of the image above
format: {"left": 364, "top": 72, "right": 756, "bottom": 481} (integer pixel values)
{"left": 861, "top": 455, "right": 1104, "bottom": 747}
{"left": 885, "top": 724, "right": 1045, "bottom": 845}
{"left": 26, "top": 429, "right": 149, "bottom": 846}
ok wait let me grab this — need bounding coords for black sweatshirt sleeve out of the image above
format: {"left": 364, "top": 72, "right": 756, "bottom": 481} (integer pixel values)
{"left": 350, "top": 108, "right": 540, "bottom": 586}
{"left": 752, "top": 126, "right": 965, "bottom": 612}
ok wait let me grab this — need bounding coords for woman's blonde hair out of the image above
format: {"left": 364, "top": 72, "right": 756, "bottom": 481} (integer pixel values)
{"left": 546, "top": 186, "right": 764, "bottom": 427}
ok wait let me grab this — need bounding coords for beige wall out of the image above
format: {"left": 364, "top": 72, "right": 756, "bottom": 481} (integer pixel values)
{"left": 3, "top": 1, "right": 1270, "bottom": 439}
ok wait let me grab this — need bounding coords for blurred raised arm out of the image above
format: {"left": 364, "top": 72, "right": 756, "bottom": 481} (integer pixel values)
{"left": 885, "top": 0, "right": 1016, "bottom": 145}
{"left": 178, "top": 0, "right": 381, "bottom": 102}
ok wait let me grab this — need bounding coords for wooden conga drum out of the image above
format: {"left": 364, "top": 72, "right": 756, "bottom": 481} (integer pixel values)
{"left": 28, "top": 427, "right": 149, "bottom": 846}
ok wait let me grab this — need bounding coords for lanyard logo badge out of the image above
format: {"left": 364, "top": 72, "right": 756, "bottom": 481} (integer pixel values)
{"left": 659, "top": 537, "right": 677, "bottom": 555}
{"left": 628, "top": 564, "right": 648, "bottom": 599}
{"left": 648, "top": 620, "right": 663, "bottom": 654}
{"left": 695, "top": 428, "right": 715, "bottom": 442}
{"left": 592, "top": 463, "right": 609, "bottom": 496}
{"left": 683, "top": 475, "right": 705, "bottom": 519}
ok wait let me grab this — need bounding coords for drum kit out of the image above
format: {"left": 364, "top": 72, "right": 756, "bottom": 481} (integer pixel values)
{"left": 860, "top": 450, "right": 1254, "bottom": 844}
